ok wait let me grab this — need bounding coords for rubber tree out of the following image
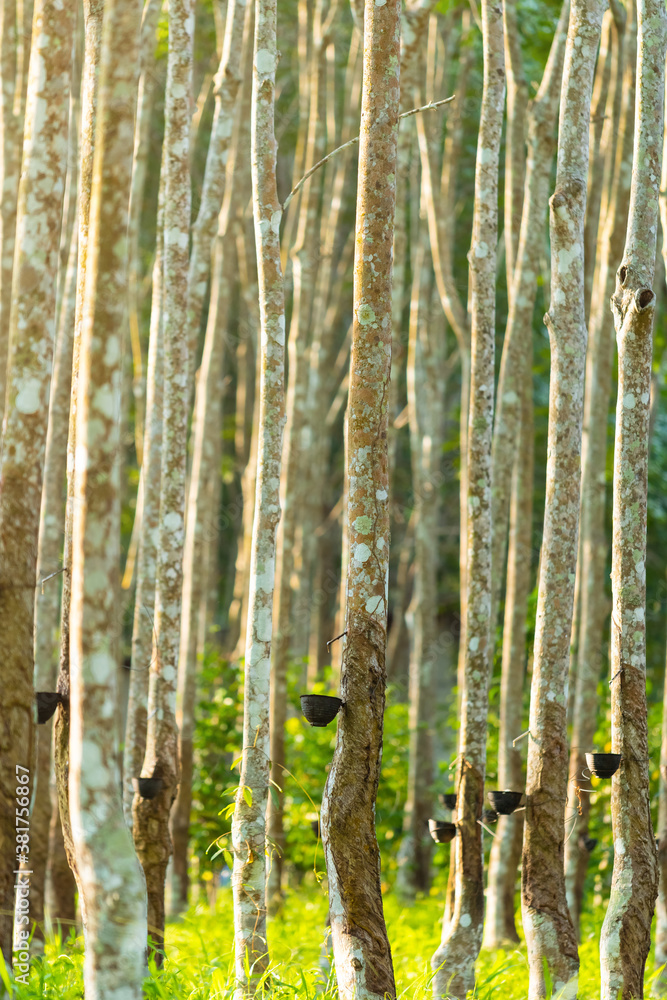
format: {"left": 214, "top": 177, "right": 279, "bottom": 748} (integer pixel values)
{"left": 67, "top": 0, "right": 148, "bottom": 993}
{"left": 484, "top": 0, "right": 569, "bottom": 949}
{"left": 395, "top": 210, "right": 444, "bottom": 899}
{"left": 319, "top": 0, "right": 400, "bottom": 996}
{"left": 31, "top": 105, "right": 80, "bottom": 944}
{"left": 599, "top": 1, "right": 667, "bottom": 995}
{"left": 431, "top": 3, "right": 503, "bottom": 998}
{"left": 656, "top": 588, "right": 667, "bottom": 993}
{"left": 0, "top": 0, "right": 74, "bottom": 960}
{"left": 0, "top": 0, "right": 21, "bottom": 418}
{"left": 132, "top": 0, "right": 193, "bottom": 957}
{"left": 267, "top": 0, "right": 329, "bottom": 908}
{"left": 171, "top": 91, "right": 246, "bottom": 909}
{"left": 230, "top": 0, "right": 286, "bottom": 987}
{"left": 564, "top": 0, "right": 632, "bottom": 933}
{"left": 123, "top": 165, "right": 165, "bottom": 829}
{"left": 520, "top": 2, "right": 604, "bottom": 996}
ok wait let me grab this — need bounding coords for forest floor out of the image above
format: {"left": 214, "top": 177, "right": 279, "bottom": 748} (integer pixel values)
{"left": 5, "top": 883, "right": 656, "bottom": 998}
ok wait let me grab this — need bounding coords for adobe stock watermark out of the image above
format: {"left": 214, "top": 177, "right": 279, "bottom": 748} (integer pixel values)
{"left": 13, "top": 765, "right": 31, "bottom": 986}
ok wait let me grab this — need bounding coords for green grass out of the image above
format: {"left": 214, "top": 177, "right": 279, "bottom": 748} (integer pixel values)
{"left": 6, "top": 882, "right": 660, "bottom": 998}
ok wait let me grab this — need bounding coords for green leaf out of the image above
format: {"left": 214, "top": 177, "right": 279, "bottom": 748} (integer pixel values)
{"left": 242, "top": 785, "right": 252, "bottom": 808}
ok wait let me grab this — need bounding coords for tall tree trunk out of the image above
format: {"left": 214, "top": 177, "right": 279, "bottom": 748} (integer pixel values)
{"left": 395, "top": 206, "right": 443, "bottom": 899}
{"left": 53, "top": 0, "right": 104, "bottom": 932}
{"left": 582, "top": 9, "right": 613, "bottom": 324}
{"left": 170, "top": 196, "right": 238, "bottom": 914}
{"left": 267, "top": 0, "right": 328, "bottom": 908}
{"left": 31, "top": 113, "right": 80, "bottom": 945}
{"left": 520, "top": 2, "right": 604, "bottom": 996}
{"left": 484, "top": 0, "right": 569, "bottom": 950}
{"left": 132, "top": 0, "right": 193, "bottom": 957}
{"left": 0, "top": 0, "right": 73, "bottom": 960}
{"left": 186, "top": 0, "right": 247, "bottom": 392}
{"left": 45, "top": 780, "right": 76, "bottom": 929}
{"left": 599, "top": 1, "right": 667, "bottom": 994}
{"left": 563, "top": 1, "right": 632, "bottom": 934}
{"left": 415, "top": 15, "right": 471, "bottom": 739}
{"left": 230, "top": 0, "right": 286, "bottom": 986}
{"left": 489, "top": 0, "right": 569, "bottom": 634}
{"left": 655, "top": 587, "right": 667, "bottom": 994}
{"left": 0, "top": 0, "right": 19, "bottom": 419}
{"left": 67, "top": 0, "right": 147, "bottom": 993}
{"left": 431, "top": 4, "right": 503, "bottom": 998}
{"left": 502, "top": 0, "right": 527, "bottom": 298}
{"left": 127, "top": 0, "right": 162, "bottom": 467}
{"left": 123, "top": 169, "right": 165, "bottom": 828}
{"left": 484, "top": 345, "right": 533, "bottom": 949}
{"left": 320, "top": 0, "right": 400, "bottom": 995}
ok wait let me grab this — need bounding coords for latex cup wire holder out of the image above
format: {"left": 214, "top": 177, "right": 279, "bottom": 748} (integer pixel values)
{"left": 441, "top": 792, "right": 458, "bottom": 810}
{"left": 585, "top": 752, "right": 621, "bottom": 779}
{"left": 483, "top": 808, "right": 499, "bottom": 825}
{"left": 36, "top": 691, "right": 66, "bottom": 724}
{"left": 428, "top": 819, "right": 456, "bottom": 844}
{"left": 487, "top": 790, "right": 523, "bottom": 815}
{"left": 132, "top": 776, "right": 164, "bottom": 800}
{"left": 300, "top": 694, "right": 343, "bottom": 727}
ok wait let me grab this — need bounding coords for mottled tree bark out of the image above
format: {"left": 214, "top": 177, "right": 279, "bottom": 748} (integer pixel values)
{"left": 230, "top": 0, "right": 286, "bottom": 988}
{"left": 431, "top": 4, "right": 503, "bottom": 998}
{"left": 127, "top": 0, "right": 161, "bottom": 466}
{"left": 599, "top": 1, "right": 667, "bottom": 995}
{"left": 31, "top": 129, "right": 79, "bottom": 946}
{"left": 655, "top": 592, "right": 667, "bottom": 994}
{"left": 490, "top": 0, "right": 569, "bottom": 633}
{"left": 564, "top": 2, "right": 631, "bottom": 935}
{"left": 520, "top": 3, "right": 604, "bottom": 997}
{"left": 502, "top": 0, "right": 527, "bottom": 298}
{"left": 0, "top": 0, "right": 73, "bottom": 960}
{"left": 0, "top": 0, "right": 19, "bottom": 419}
{"left": 132, "top": 0, "right": 193, "bottom": 958}
{"left": 53, "top": 0, "right": 103, "bottom": 920}
{"left": 582, "top": 9, "right": 613, "bottom": 324}
{"left": 415, "top": 15, "right": 471, "bottom": 716}
{"left": 653, "top": 70, "right": 667, "bottom": 1000}
{"left": 388, "top": 0, "right": 436, "bottom": 465}
{"left": 267, "top": 0, "right": 328, "bottom": 908}
{"left": 320, "top": 0, "right": 400, "bottom": 996}
{"left": 484, "top": 1, "right": 569, "bottom": 950}
{"left": 186, "top": 0, "right": 247, "bottom": 391}
{"left": 171, "top": 162, "right": 239, "bottom": 912}
{"left": 67, "top": 0, "right": 148, "bottom": 994}
{"left": 123, "top": 170, "right": 164, "bottom": 829}
{"left": 395, "top": 220, "right": 443, "bottom": 900}
{"left": 484, "top": 347, "right": 533, "bottom": 949}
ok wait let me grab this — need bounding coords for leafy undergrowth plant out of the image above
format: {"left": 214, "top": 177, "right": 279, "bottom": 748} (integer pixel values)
{"left": 2, "top": 886, "right": 651, "bottom": 998}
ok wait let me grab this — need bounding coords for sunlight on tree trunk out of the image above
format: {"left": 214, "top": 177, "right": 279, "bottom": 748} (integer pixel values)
{"left": 68, "top": 0, "right": 148, "bottom": 993}
{"left": 123, "top": 168, "right": 164, "bottom": 829}
{"left": 320, "top": 0, "right": 400, "bottom": 995}
{"left": 599, "top": 2, "right": 667, "bottom": 995}
{"left": 564, "top": 2, "right": 631, "bottom": 934}
{"left": 484, "top": 2, "right": 569, "bottom": 948}
{"left": 431, "top": 4, "right": 503, "bottom": 997}
{"left": 31, "top": 96, "right": 80, "bottom": 944}
{"left": 132, "top": 0, "right": 193, "bottom": 958}
{"left": 0, "top": 0, "right": 74, "bottom": 960}
{"left": 520, "top": 3, "right": 604, "bottom": 996}
{"left": 53, "top": 0, "right": 104, "bottom": 926}
{"left": 0, "top": 0, "right": 21, "bottom": 420}
{"left": 230, "top": 0, "right": 286, "bottom": 987}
